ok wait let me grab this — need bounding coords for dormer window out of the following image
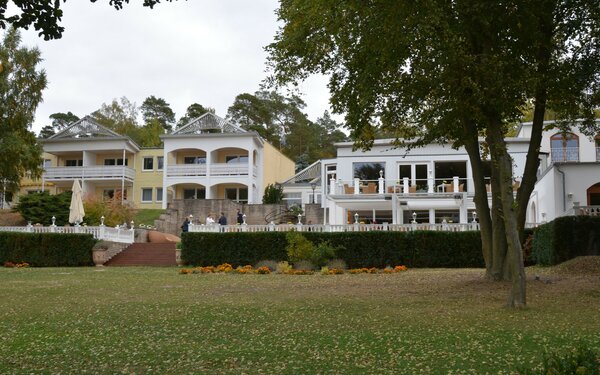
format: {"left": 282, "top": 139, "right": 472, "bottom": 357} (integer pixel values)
{"left": 551, "top": 133, "right": 579, "bottom": 162}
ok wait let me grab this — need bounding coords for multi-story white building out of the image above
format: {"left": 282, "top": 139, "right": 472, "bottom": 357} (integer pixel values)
{"left": 17, "top": 113, "right": 295, "bottom": 209}
{"left": 283, "top": 120, "right": 600, "bottom": 226}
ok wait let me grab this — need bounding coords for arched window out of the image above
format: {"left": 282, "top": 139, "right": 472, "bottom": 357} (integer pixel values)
{"left": 595, "top": 134, "right": 600, "bottom": 161}
{"left": 550, "top": 133, "right": 579, "bottom": 162}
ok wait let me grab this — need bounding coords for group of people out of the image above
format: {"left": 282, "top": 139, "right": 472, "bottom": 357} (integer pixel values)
{"left": 181, "top": 209, "right": 245, "bottom": 233}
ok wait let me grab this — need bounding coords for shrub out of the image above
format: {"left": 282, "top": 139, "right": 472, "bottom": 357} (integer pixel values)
{"left": 84, "top": 196, "right": 136, "bottom": 227}
{"left": 286, "top": 232, "right": 314, "bottom": 263}
{"left": 262, "top": 183, "right": 284, "bottom": 204}
{"left": 519, "top": 345, "right": 599, "bottom": 375}
{"left": 532, "top": 216, "right": 600, "bottom": 265}
{"left": 14, "top": 191, "right": 72, "bottom": 225}
{"left": 276, "top": 261, "right": 292, "bottom": 274}
{"left": 0, "top": 232, "right": 95, "bottom": 266}
{"left": 293, "top": 260, "right": 315, "bottom": 271}
{"left": 326, "top": 258, "right": 348, "bottom": 270}
{"left": 254, "top": 259, "right": 279, "bottom": 271}
{"left": 311, "top": 241, "right": 338, "bottom": 267}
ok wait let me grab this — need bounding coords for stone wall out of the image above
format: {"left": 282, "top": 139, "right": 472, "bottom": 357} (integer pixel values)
{"left": 154, "top": 199, "right": 325, "bottom": 235}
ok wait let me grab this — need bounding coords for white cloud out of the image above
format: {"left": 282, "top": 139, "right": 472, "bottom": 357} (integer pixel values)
{"left": 14, "top": 0, "right": 342, "bottom": 133}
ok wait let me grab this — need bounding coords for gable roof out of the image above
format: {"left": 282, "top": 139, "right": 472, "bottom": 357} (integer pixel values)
{"left": 172, "top": 112, "right": 246, "bottom": 135}
{"left": 47, "top": 116, "right": 123, "bottom": 140}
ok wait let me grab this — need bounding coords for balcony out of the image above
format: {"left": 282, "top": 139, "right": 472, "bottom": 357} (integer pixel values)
{"left": 329, "top": 177, "right": 467, "bottom": 196}
{"left": 551, "top": 147, "right": 579, "bottom": 162}
{"left": 43, "top": 166, "right": 135, "bottom": 181}
{"left": 166, "top": 164, "right": 256, "bottom": 178}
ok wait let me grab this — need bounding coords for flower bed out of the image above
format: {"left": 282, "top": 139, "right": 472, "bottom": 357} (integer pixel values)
{"left": 178, "top": 263, "right": 408, "bottom": 275}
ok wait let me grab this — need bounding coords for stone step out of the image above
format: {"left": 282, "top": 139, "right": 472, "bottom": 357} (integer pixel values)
{"left": 105, "top": 243, "right": 177, "bottom": 266}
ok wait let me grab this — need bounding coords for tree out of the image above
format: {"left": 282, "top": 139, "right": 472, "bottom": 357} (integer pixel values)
{"left": 0, "top": 0, "right": 178, "bottom": 40}
{"left": 177, "top": 103, "right": 215, "bottom": 128}
{"left": 262, "top": 183, "right": 284, "bottom": 204}
{"left": 137, "top": 118, "right": 165, "bottom": 147}
{"left": 0, "top": 28, "right": 46, "bottom": 197}
{"left": 141, "top": 95, "right": 175, "bottom": 131}
{"left": 39, "top": 111, "right": 80, "bottom": 138}
{"left": 91, "top": 97, "right": 140, "bottom": 142}
{"left": 267, "top": 0, "right": 600, "bottom": 308}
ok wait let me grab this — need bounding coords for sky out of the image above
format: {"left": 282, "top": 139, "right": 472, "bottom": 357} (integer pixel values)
{"left": 15, "top": 0, "right": 337, "bottom": 134}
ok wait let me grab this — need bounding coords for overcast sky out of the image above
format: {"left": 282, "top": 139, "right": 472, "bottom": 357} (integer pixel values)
{"left": 16, "top": 0, "right": 336, "bottom": 134}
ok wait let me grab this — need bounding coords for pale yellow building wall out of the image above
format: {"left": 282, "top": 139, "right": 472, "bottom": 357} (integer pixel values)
{"left": 132, "top": 148, "right": 164, "bottom": 209}
{"left": 262, "top": 142, "right": 295, "bottom": 187}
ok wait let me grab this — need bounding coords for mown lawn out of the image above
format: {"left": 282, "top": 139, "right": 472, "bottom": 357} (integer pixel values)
{"left": 0, "top": 265, "right": 598, "bottom": 374}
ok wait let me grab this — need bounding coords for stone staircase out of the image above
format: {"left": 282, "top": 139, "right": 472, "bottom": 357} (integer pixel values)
{"left": 104, "top": 243, "right": 177, "bottom": 266}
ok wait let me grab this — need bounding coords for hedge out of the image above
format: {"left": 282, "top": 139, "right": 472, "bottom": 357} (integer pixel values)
{"left": 0, "top": 232, "right": 95, "bottom": 267}
{"left": 532, "top": 216, "right": 600, "bottom": 265}
{"left": 181, "top": 230, "right": 484, "bottom": 268}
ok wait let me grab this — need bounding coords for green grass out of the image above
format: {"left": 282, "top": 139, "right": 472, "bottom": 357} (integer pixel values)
{"left": 0, "top": 267, "right": 598, "bottom": 374}
{"left": 133, "top": 209, "right": 164, "bottom": 227}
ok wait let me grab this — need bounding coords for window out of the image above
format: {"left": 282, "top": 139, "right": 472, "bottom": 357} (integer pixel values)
{"left": 283, "top": 192, "right": 302, "bottom": 207}
{"left": 65, "top": 159, "right": 82, "bottom": 167}
{"left": 353, "top": 162, "right": 385, "bottom": 180}
{"left": 141, "top": 188, "right": 153, "bottom": 202}
{"left": 551, "top": 133, "right": 579, "bottom": 162}
{"left": 184, "top": 156, "right": 206, "bottom": 164}
{"left": 157, "top": 156, "right": 164, "bottom": 170}
{"left": 103, "top": 189, "right": 127, "bottom": 200}
{"left": 595, "top": 135, "right": 600, "bottom": 161}
{"left": 225, "top": 188, "right": 248, "bottom": 203}
{"left": 143, "top": 157, "right": 154, "bottom": 170}
{"left": 183, "top": 188, "right": 205, "bottom": 199}
{"left": 43, "top": 159, "right": 52, "bottom": 169}
{"left": 156, "top": 188, "right": 163, "bottom": 202}
{"left": 226, "top": 155, "right": 248, "bottom": 164}
{"left": 103, "top": 158, "right": 127, "bottom": 166}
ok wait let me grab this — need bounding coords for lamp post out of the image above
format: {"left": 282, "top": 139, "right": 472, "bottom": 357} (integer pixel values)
{"left": 310, "top": 182, "right": 316, "bottom": 204}
{"left": 412, "top": 211, "right": 417, "bottom": 224}
{"left": 354, "top": 213, "right": 359, "bottom": 224}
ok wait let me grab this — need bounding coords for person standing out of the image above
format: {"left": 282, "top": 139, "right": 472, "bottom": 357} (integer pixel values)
{"left": 237, "top": 209, "right": 244, "bottom": 224}
{"left": 181, "top": 216, "right": 190, "bottom": 234}
{"left": 206, "top": 213, "right": 215, "bottom": 225}
{"left": 218, "top": 212, "right": 227, "bottom": 226}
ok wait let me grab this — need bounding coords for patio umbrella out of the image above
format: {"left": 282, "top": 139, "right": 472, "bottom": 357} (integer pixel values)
{"left": 69, "top": 179, "right": 85, "bottom": 225}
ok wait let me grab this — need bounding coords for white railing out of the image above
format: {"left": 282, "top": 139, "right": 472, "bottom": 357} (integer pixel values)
{"left": 329, "top": 176, "right": 468, "bottom": 195}
{"left": 551, "top": 147, "right": 579, "bottom": 162}
{"left": 166, "top": 164, "right": 207, "bottom": 177}
{"left": 189, "top": 222, "right": 481, "bottom": 233}
{"left": 210, "top": 163, "right": 250, "bottom": 176}
{"left": 44, "top": 166, "right": 135, "bottom": 180}
{"left": 569, "top": 205, "right": 600, "bottom": 217}
{"left": 0, "top": 225, "right": 134, "bottom": 243}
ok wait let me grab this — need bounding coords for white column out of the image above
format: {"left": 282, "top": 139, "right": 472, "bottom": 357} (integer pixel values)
{"left": 329, "top": 177, "right": 337, "bottom": 195}
{"left": 459, "top": 198, "right": 468, "bottom": 223}
{"left": 453, "top": 176, "right": 459, "bottom": 192}
{"left": 353, "top": 178, "right": 360, "bottom": 195}
{"left": 247, "top": 148, "right": 254, "bottom": 203}
{"left": 429, "top": 209, "right": 435, "bottom": 224}
{"left": 391, "top": 194, "right": 397, "bottom": 224}
{"left": 403, "top": 177, "right": 409, "bottom": 194}
{"left": 121, "top": 149, "right": 126, "bottom": 205}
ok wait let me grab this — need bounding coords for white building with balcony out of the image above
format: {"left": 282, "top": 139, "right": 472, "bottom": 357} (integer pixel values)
{"left": 284, "top": 120, "right": 600, "bottom": 226}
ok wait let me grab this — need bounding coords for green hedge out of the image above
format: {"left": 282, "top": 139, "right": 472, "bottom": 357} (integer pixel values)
{"left": 532, "top": 216, "right": 600, "bottom": 265}
{"left": 0, "top": 232, "right": 95, "bottom": 267}
{"left": 182, "top": 230, "right": 484, "bottom": 268}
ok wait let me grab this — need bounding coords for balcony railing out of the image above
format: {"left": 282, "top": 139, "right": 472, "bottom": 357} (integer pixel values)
{"left": 551, "top": 147, "right": 579, "bottom": 162}
{"left": 43, "top": 166, "right": 135, "bottom": 180}
{"left": 329, "top": 177, "right": 468, "bottom": 196}
{"left": 166, "top": 163, "right": 255, "bottom": 178}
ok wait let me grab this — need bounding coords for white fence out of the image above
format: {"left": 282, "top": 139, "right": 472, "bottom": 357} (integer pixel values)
{"left": 0, "top": 225, "right": 135, "bottom": 244}
{"left": 189, "top": 222, "right": 482, "bottom": 233}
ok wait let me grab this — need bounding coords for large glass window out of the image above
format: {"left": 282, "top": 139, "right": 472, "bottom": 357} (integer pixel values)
{"left": 283, "top": 192, "right": 302, "bottom": 207}
{"left": 353, "top": 162, "right": 385, "bottom": 181}
{"left": 183, "top": 188, "right": 205, "bottom": 199}
{"left": 103, "top": 189, "right": 127, "bottom": 200}
{"left": 595, "top": 135, "right": 600, "bottom": 161}
{"left": 551, "top": 133, "right": 579, "bottom": 162}
{"left": 226, "top": 155, "right": 249, "bottom": 164}
{"left": 184, "top": 156, "right": 206, "bottom": 164}
{"left": 65, "top": 159, "right": 82, "bottom": 167}
{"left": 225, "top": 188, "right": 248, "bottom": 203}
{"left": 156, "top": 188, "right": 163, "bottom": 202}
{"left": 104, "top": 158, "right": 128, "bottom": 166}
{"left": 157, "top": 156, "right": 164, "bottom": 170}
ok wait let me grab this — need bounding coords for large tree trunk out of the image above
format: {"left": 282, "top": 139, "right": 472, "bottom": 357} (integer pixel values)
{"left": 488, "top": 124, "right": 527, "bottom": 307}
{"left": 463, "top": 129, "right": 494, "bottom": 278}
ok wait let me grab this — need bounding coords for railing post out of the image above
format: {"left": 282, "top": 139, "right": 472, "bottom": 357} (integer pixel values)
{"left": 353, "top": 178, "right": 360, "bottom": 194}
{"left": 378, "top": 171, "right": 385, "bottom": 194}
{"left": 329, "top": 177, "right": 337, "bottom": 195}
{"left": 453, "top": 176, "right": 459, "bottom": 192}
{"left": 428, "top": 176, "right": 434, "bottom": 193}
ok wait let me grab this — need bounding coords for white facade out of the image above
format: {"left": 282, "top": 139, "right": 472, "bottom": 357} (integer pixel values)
{"left": 287, "top": 120, "right": 600, "bottom": 225}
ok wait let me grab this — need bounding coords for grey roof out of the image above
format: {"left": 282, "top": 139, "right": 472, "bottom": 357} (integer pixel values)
{"left": 48, "top": 116, "right": 123, "bottom": 139}
{"left": 282, "top": 160, "right": 321, "bottom": 185}
{"left": 172, "top": 112, "right": 246, "bottom": 135}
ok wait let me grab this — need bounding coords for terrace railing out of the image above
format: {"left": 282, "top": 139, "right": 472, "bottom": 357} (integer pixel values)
{"left": 189, "top": 222, "right": 481, "bottom": 233}
{"left": 0, "top": 224, "right": 135, "bottom": 244}
{"left": 43, "top": 166, "right": 135, "bottom": 181}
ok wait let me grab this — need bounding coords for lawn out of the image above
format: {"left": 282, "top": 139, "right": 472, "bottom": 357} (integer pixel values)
{"left": 133, "top": 209, "right": 164, "bottom": 227}
{"left": 0, "top": 262, "right": 598, "bottom": 374}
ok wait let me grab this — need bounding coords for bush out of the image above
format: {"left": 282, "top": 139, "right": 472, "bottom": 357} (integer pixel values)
{"left": 14, "top": 191, "right": 72, "bottom": 225}
{"left": 0, "top": 232, "right": 95, "bottom": 266}
{"left": 519, "top": 345, "right": 599, "bottom": 375}
{"left": 181, "top": 230, "right": 483, "bottom": 268}
{"left": 532, "top": 216, "right": 600, "bottom": 265}
{"left": 262, "top": 183, "right": 284, "bottom": 204}
{"left": 311, "top": 241, "right": 338, "bottom": 267}
{"left": 84, "top": 196, "right": 136, "bottom": 227}
{"left": 286, "top": 232, "right": 315, "bottom": 263}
